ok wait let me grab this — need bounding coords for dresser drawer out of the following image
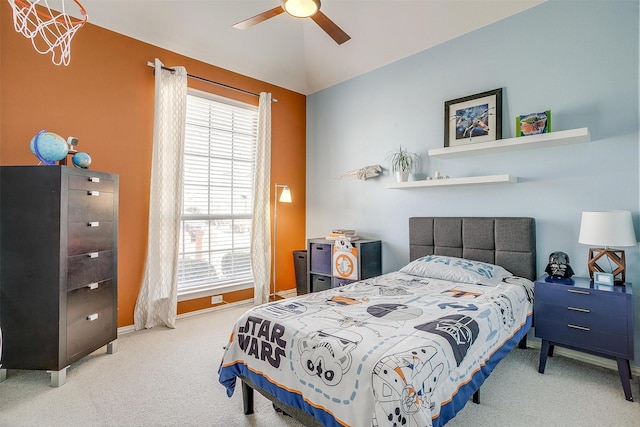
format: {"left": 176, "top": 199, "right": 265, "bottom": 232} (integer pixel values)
{"left": 68, "top": 173, "right": 116, "bottom": 193}
{"left": 309, "top": 243, "right": 332, "bottom": 274}
{"left": 535, "top": 317, "right": 630, "bottom": 357}
{"left": 68, "top": 221, "right": 115, "bottom": 255}
{"left": 68, "top": 189, "right": 115, "bottom": 222}
{"left": 67, "top": 280, "right": 114, "bottom": 324}
{"left": 67, "top": 305, "right": 115, "bottom": 362}
{"left": 536, "top": 283, "right": 626, "bottom": 314}
{"left": 535, "top": 302, "right": 627, "bottom": 335}
{"left": 67, "top": 250, "right": 114, "bottom": 290}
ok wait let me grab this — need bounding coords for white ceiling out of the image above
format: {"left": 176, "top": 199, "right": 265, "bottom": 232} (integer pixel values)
{"left": 79, "top": 0, "right": 546, "bottom": 95}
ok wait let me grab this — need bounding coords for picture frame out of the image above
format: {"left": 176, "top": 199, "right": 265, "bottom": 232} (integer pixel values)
{"left": 444, "top": 88, "right": 502, "bottom": 147}
{"left": 516, "top": 110, "right": 551, "bottom": 137}
{"left": 593, "top": 272, "right": 615, "bottom": 287}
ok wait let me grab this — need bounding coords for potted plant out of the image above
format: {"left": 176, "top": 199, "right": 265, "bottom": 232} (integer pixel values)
{"left": 387, "top": 145, "right": 419, "bottom": 182}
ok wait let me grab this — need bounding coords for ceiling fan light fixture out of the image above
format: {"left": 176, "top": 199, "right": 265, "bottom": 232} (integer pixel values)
{"left": 282, "top": 0, "right": 320, "bottom": 18}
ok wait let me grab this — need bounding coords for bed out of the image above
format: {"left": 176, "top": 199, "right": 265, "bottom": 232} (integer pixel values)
{"left": 219, "top": 217, "right": 536, "bottom": 426}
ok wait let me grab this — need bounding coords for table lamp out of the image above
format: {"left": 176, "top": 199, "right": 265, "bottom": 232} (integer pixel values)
{"left": 578, "top": 210, "right": 637, "bottom": 284}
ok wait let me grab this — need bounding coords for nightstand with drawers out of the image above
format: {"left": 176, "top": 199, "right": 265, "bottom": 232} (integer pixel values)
{"left": 534, "top": 275, "right": 634, "bottom": 401}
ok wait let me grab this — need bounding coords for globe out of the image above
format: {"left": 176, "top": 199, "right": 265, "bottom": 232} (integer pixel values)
{"left": 72, "top": 151, "right": 92, "bottom": 169}
{"left": 29, "top": 131, "right": 68, "bottom": 165}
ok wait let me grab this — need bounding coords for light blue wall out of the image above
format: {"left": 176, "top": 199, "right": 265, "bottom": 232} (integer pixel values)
{"left": 307, "top": 1, "right": 640, "bottom": 362}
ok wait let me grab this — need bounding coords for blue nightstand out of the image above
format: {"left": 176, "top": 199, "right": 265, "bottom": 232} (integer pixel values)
{"left": 534, "top": 275, "right": 634, "bottom": 401}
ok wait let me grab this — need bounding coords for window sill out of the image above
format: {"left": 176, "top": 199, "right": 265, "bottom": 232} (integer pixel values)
{"left": 177, "top": 282, "right": 253, "bottom": 302}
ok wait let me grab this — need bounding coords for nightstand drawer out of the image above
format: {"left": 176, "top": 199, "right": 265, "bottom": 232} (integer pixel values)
{"left": 535, "top": 303, "right": 627, "bottom": 335}
{"left": 536, "top": 283, "right": 626, "bottom": 314}
{"left": 535, "top": 317, "right": 629, "bottom": 357}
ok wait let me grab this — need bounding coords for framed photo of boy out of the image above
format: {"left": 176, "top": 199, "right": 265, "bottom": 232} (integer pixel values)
{"left": 444, "top": 88, "right": 502, "bottom": 147}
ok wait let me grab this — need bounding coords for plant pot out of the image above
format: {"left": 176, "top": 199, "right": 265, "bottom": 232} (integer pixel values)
{"left": 396, "top": 171, "right": 409, "bottom": 182}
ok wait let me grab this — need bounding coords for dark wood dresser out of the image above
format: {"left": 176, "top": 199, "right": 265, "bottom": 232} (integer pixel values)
{"left": 0, "top": 166, "right": 118, "bottom": 386}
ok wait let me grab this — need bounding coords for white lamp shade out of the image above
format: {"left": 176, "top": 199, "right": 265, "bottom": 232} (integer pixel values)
{"left": 282, "top": 0, "right": 320, "bottom": 18}
{"left": 578, "top": 210, "right": 637, "bottom": 247}
{"left": 279, "top": 186, "right": 292, "bottom": 203}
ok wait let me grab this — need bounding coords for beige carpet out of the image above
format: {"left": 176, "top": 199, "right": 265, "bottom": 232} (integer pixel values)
{"left": 0, "top": 303, "right": 638, "bottom": 426}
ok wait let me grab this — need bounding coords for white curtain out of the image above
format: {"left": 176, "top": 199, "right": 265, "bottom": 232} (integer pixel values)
{"left": 251, "top": 92, "right": 272, "bottom": 305}
{"left": 134, "top": 58, "right": 187, "bottom": 330}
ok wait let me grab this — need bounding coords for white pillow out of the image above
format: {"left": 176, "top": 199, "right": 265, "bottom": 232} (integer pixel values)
{"left": 400, "top": 255, "right": 512, "bottom": 286}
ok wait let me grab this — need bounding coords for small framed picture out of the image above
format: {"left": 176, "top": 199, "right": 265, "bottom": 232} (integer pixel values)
{"left": 516, "top": 110, "right": 551, "bottom": 137}
{"left": 593, "top": 272, "right": 614, "bottom": 286}
{"left": 444, "top": 88, "right": 502, "bottom": 147}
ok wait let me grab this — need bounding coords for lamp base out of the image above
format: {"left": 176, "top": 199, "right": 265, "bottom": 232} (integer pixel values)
{"left": 587, "top": 247, "right": 626, "bottom": 284}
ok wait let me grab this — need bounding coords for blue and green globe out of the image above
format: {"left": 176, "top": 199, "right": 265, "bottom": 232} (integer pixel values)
{"left": 72, "top": 152, "right": 92, "bottom": 169}
{"left": 30, "top": 131, "right": 68, "bottom": 165}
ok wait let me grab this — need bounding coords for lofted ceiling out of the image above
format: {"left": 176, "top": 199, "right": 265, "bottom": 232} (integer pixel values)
{"left": 78, "top": 0, "right": 546, "bottom": 95}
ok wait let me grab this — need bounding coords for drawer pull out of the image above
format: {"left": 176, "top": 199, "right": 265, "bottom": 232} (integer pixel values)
{"left": 87, "top": 282, "right": 99, "bottom": 290}
{"left": 88, "top": 252, "right": 99, "bottom": 258}
{"left": 88, "top": 221, "right": 100, "bottom": 227}
{"left": 567, "top": 324, "right": 590, "bottom": 331}
{"left": 89, "top": 177, "right": 100, "bottom": 183}
{"left": 567, "top": 289, "right": 590, "bottom": 295}
{"left": 88, "top": 190, "right": 100, "bottom": 196}
{"left": 567, "top": 306, "right": 590, "bottom": 313}
{"left": 87, "top": 313, "right": 99, "bottom": 321}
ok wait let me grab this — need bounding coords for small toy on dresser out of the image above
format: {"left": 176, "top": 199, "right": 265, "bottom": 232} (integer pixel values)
{"left": 544, "top": 251, "right": 575, "bottom": 284}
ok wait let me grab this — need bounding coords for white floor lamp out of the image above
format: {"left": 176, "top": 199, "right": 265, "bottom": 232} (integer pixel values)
{"left": 272, "top": 183, "right": 292, "bottom": 300}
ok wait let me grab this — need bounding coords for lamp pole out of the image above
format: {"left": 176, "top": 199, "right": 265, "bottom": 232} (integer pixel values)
{"left": 272, "top": 183, "right": 291, "bottom": 301}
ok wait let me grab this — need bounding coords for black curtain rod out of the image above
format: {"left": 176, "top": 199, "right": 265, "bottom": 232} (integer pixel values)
{"left": 146, "top": 61, "right": 277, "bottom": 102}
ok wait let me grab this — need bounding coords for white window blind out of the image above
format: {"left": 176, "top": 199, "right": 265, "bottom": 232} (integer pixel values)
{"left": 178, "top": 91, "right": 257, "bottom": 296}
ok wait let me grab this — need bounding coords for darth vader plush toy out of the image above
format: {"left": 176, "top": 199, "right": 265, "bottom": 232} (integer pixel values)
{"left": 545, "top": 251, "right": 575, "bottom": 283}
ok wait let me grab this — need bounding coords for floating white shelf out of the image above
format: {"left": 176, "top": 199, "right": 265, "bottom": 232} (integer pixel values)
{"left": 386, "top": 174, "right": 517, "bottom": 189}
{"left": 428, "top": 127, "right": 590, "bottom": 159}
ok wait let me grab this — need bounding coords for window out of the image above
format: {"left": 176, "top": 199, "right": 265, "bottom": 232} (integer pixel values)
{"left": 178, "top": 90, "right": 258, "bottom": 299}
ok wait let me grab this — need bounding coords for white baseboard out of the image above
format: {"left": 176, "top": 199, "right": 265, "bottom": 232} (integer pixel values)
{"left": 276, "top": 289, "right": 297, "bottom": 299}
{"left": 117, "top": 324, "right": 136, "bottom": 335}
{"left": 527, "top": 339, "right": 640, "bottom": 378}
{"left": 117, "top": 298, "right": 255, "bottom": 336}
{"left": 176, "top": 298, "right": 255, "bottom": 320}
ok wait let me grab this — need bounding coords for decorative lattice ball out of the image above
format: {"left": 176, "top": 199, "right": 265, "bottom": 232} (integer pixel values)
{"left": 29, "top": 131, "right": 68, "bottom": 165}
{"left": 72, "top": 151, "right": 92, "bottom": 169}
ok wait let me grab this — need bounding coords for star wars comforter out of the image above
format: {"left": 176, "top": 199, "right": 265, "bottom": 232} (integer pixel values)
{"left": 219, "top": 269, "right": 533, "bottom": 427}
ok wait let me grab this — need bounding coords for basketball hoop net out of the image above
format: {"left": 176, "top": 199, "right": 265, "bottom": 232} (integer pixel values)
{"left": 8, "top": 0, "right": 88, "bottom": 66}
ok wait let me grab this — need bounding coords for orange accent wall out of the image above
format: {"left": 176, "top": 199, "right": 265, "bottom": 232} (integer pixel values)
{"left": 0, "top": 3, "right": 306, "bottom": 326}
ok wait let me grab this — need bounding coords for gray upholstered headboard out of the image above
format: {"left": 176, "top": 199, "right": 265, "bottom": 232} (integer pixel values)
{"left": 409, "top": 217, "right": 537, "bottom": 281}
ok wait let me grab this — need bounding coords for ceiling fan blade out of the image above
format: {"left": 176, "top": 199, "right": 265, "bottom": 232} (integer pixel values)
{"left": 310, "top": 10, "right": 351, "bottom": 45}
{"left": 232, "top": 6, "right": 284, "bottom": 30}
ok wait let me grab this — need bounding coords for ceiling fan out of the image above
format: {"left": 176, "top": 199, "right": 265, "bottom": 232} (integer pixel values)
{"left": 233, "top": 0, "right": 351, "bottom": 45}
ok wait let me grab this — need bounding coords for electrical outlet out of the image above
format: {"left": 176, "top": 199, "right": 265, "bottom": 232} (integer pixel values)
{"left": 211, "top": 295, "right": 223, "bottom": 304}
